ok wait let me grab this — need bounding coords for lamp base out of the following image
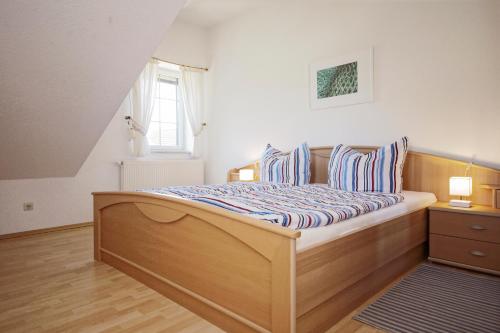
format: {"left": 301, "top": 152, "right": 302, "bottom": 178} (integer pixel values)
{"left": 449, "top": 199, "right": 472, "bottom": 208}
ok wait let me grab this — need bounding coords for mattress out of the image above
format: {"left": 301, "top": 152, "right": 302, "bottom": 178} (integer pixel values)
{"left": 296, "top": 190, "right": 437, "bottom": 252}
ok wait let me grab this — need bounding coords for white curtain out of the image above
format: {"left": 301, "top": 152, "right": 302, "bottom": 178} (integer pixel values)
{"left": 179, "top": 66, "right": 205, "bottom": 158}
{"left": 127, "top": 59, "right": 159, "bottom": 156}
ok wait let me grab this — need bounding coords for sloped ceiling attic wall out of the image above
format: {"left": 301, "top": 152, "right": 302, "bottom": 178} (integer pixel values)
{"left": 0, "top": 0, "right": 186, "bottom": 180}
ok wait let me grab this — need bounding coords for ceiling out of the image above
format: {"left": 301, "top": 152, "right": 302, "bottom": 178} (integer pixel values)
{"left": 177, "top": 0, "right": 272, "bottom": 28}
{"left": 177, "top": 0, "right": 453, "bottom": 28}
{"left": 0, "top": 0, "right": 186, "bottom": 179}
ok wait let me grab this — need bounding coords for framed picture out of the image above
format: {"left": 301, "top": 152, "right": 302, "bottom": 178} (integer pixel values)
{"left": 310, "top": 48, "right": 373, "bottom": 109}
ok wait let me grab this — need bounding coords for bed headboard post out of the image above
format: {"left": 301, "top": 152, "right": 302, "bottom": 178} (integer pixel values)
{"left": 228, "top": 147, "right": 500, "bottom": 206}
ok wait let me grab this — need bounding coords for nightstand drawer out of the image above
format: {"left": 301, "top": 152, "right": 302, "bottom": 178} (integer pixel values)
{"left": 430, "top": 210, "right": 500, "bottom": 244}
{"left": 430, "top": 234, "right": 500, "bottom": 272}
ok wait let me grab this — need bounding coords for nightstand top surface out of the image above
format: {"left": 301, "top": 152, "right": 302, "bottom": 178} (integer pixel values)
{"left": 430, "top": 201, "right": 500, "bottom": 217}
{"left": 480, "top": 184, "right": 500, "bottom": 190}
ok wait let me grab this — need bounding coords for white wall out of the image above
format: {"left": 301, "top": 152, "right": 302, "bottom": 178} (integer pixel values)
{"left": 0, "top": 101, "right": 129, "bottom": 235}
{"left": 205, "top": 1, "right": 500, "bottom": 184}
{"left": 154, "top": 19, "right": 209, "bottom": 68}
{"left": 0, "top": 20, "right": 209, "bottom": 235}
{"left": 0, "top": 0, "right": 186, "bottom": 180}
{"left": 3, "top": 2, "right": 499, "bottom": 234}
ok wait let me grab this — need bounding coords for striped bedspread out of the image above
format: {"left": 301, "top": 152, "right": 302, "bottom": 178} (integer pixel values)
{"left": 145, "top": 182, "right": 292, "bottom": 197}
{"left": 144, "top": 183, "right": 404, "bottom": 230}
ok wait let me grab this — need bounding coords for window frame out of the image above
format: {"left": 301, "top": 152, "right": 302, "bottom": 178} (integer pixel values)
{"left": 148, "top": 67, "right": 187, "bottom": 153}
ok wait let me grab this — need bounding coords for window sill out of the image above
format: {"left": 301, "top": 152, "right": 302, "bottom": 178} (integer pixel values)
{"left": 150, "top": 149, "right": 190, "bottom": 154}
{"left": 149, "top": 144, "right": 188, "bottom": 153}
{"left": 145, "top": 151, "right": 194, "bottom": 160}
{"left": 128, "top": 155, "right": 197, "bottom": 164}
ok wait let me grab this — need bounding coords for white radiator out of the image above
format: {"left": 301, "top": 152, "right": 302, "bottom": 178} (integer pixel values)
{"left": 120, "top": 159, "right": 204, "bottom": 191}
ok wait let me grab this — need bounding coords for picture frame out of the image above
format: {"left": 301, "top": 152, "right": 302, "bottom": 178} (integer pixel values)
{"left": 310, "top": 48, "right": 373, "bottom": 109}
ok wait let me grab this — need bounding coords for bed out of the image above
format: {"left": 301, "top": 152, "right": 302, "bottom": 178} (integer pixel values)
{"left": 93, "top": 147, "right": 500, "bottom": 333}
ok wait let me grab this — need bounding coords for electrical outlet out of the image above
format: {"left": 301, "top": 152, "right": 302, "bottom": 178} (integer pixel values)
{"left": 23, "top": 202, "right": 34, "bottom": 211}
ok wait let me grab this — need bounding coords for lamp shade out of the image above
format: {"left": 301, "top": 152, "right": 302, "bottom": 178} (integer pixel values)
{"left": 449, "top": 177, "right": 472, "bottom": 196}
{"left": 239, "top": 169, "right": 254, "bottom": 181}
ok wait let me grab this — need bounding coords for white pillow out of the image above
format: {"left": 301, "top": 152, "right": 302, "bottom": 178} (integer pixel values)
{"left": 260, "top": 143, "right": 311, "bottom": 185}
{"left": 328, "top": 137, "right": 408, "bottom": 193}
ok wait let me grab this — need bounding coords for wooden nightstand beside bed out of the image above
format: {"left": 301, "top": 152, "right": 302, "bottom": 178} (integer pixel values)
{"left": 93, "top": 147, "right": 500, "bottom": 333}
{"left": 429, "top": 202, "right": 500, "bottom": 275}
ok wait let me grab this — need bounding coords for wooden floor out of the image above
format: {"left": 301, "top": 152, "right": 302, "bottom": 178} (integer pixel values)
{"left": 0, "top": 226, "right": 406, "bottom": 333}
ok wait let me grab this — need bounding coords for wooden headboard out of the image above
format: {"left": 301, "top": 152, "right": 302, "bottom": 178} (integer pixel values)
{"left": 227, "top": 147, "right": 500, "bottom": 206}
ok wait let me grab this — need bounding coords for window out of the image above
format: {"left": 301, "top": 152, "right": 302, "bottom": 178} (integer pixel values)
{"left": 147, "top": 65, "right": 185, "bottom": 152}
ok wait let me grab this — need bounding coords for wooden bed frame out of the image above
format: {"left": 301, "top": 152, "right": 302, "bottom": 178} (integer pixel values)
{"left": 93, "top": 147, "right": 500, "bottom": 333}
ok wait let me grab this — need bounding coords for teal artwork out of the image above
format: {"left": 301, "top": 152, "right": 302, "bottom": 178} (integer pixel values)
{"left": 317, "top": 62, "right": 358, "bottom": 99}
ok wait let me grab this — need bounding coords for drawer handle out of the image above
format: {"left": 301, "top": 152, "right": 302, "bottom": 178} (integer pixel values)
{"left": 470, "top": 224, "right": 487, "bottom": 231}
{"left": 470, "top": 250, "right": 486, "bottom": 257}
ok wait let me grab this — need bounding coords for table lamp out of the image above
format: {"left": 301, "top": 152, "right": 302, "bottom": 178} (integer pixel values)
{"left": 239, "top": 169, "right": 254, "bottom": 182}
{"left": 449, "top": 176, "right": 472, "bottom": 208}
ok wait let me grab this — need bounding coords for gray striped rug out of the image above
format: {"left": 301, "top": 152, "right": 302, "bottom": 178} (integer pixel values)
{"left": 354, "top": 263, "right": 500, "bottom": 333}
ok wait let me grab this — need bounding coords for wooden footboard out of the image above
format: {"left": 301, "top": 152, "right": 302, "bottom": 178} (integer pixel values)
{"left": 295, "top": 208, "right": 428, "bottom": 333}
{"left": 93, "top": 192, "right": 300, "bottom": 333}
{"left": 94, "top": 191, "right": 429, "bottom": 333}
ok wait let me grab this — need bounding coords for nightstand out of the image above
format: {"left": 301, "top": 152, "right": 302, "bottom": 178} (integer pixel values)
{"left": 428, "top": 202, "right": 500, "bottom": 275}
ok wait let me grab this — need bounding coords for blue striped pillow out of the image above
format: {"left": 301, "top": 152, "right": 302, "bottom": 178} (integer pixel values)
{"left": 260, "top": 143, "right": 311, "bottom": 186}
{"left": 328, "top": 137, "right": 409, "bottom": 193}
